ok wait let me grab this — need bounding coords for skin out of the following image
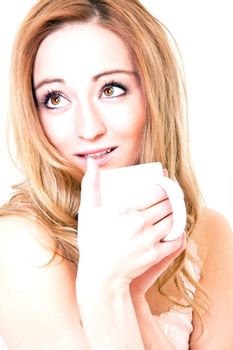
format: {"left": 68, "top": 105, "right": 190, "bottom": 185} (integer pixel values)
{"left": 34, "top": 23, "right": 146, "bottom": 170}
{"left": 0, "top": 21, "right": 233, "bottom": 350}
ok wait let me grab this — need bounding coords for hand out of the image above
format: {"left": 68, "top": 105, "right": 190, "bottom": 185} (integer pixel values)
{"left": 130, "top": 232, "right": 186, "bottom": 300}
{"left": 130, "top": 167, "right": 186, "bottom": 300}
{"left": 77, "top": 158, "right": 184, "bottom": 291}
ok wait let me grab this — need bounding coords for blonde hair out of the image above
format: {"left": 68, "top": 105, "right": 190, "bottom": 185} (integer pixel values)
{"left": 2, "top": 0, "right": 206, "bottom": 316}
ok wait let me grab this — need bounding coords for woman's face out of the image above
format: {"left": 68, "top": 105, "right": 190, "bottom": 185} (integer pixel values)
{"left": 33, "top": 23, "right": 145, "bottom": 170}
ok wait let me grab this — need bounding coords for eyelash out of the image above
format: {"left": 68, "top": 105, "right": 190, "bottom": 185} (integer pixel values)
{"left": 39, "top": 90, "right": 64, "bottom": 109}
{"left": 38, "top": 80, "right": 128, "bottom": 110}
{"left": 100, "top": 80, "right": 128, "bottom": 98}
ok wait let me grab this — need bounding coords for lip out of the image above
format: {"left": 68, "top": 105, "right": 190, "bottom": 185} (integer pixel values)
{"left": 76, "top": 146, "right": 117, "bottom": 157}
{"left": 74, "top": 146, "right": 118, "bottom": 166}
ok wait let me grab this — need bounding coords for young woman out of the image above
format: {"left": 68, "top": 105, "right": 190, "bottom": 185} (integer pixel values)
{"left": 0, "top": 1, "right": 233, "bottom": 349}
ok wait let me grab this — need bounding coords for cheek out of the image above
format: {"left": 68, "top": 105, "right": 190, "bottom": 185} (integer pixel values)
{"left": 39, "top": 112, "right": 72, "bottom": 150}
{"left": 124, "top": 93, "right": 145, "bottom": 137}
{"left": 103, "top": 95, "right": 145, "bottom": 139}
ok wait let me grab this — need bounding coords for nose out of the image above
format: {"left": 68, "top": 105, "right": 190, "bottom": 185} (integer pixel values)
{"left": 76, "top": 100, "right": 106, "bottom": 140}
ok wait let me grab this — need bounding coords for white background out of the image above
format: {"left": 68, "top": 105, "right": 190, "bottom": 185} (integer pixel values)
{"left": 0, "top": 1, "right": 232, "bottom": 227}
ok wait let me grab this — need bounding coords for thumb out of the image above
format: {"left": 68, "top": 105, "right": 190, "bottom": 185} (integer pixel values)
{"left": 80, "top": 157, "right": 100, "bottom": 210}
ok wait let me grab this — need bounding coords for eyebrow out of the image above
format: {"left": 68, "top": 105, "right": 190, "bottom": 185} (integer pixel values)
{"left": 34, "top": 78, "right": 65, "bottom": 91}
{"left": 34, "top": 69, "right": 138, "bottom": 90}
{"left": 91, "top": 69, "right": 138, "bottom": 82}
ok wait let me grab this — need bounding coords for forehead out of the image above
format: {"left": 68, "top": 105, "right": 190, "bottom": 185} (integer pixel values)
{"left": 33, "top": 22, "right": 135, "bottom": 84}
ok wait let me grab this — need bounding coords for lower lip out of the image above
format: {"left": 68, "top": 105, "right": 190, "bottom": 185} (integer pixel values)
{"left": 75, "top": 148, "right": 117, "bottom": 167}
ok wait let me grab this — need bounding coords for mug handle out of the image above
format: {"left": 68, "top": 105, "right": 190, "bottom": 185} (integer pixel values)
{"left": 157, "top": 176, "right": 187, "bottom": 241}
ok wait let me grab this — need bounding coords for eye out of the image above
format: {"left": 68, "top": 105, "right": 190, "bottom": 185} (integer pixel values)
{"left": 42, "top": 91, "right": 70, "bottom": 110}
{"left": 101, "top": 81, "right": 128, "bottom": 99}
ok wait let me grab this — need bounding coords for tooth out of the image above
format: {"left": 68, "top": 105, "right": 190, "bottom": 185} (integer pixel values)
{"left": 86, "top": 148, "right": 111, "bottom": 158}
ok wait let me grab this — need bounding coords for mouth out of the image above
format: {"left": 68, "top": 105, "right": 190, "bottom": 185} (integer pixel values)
{"left": 75, "top": 147, "right": 117, "bottom": 165}
{"left": 78, "top": 147, "right": 115, "bottom": 158}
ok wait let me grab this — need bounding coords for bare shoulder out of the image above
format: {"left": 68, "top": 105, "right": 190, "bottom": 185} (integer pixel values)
{"left": 194, "top": 207, "right": 233, "bottom": 291}
{"left": 194, "top": 207, "right": 233, "bottom": 264}
{"left": 0, "top": 214, "right": 76, "bottom": 286}
{"left": 0, "top": 215, "right": 56, "bottom": 266}
{"left": 190, "top": 209, "right": 233, "bottom": 348}
{"left": 0, "top": 216, "right": 84, "bottom": 349}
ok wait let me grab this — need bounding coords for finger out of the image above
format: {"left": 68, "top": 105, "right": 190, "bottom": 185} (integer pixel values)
{"left": 156, "top": 231, "right": 186, "bottom": 267}
{"left": 150, "top": 213, "right": 173, "bottom": 242}
{"left": 140, "top": 198, "right": 172, "bottom": 226}
{"left": 133, "top": 185, "right": 168, "bottom": 211}
{"left": 137, "top": 213, "right": 173, "bottom": 249}
{"left": 80, "top": 157, "right": 100, "bottom": 210}
{"left": 145, "top": 232, "right": 186, "bottom": 276}
{"left": 139, "top": 232, "right": 185, "bottom": 270}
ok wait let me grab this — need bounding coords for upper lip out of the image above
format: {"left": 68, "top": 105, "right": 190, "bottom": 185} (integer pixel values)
{"left": 75, "top": 146, "right": 117, "bottom": 156}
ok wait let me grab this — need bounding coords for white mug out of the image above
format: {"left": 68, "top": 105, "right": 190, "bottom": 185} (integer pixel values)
{"left": 99, "top": 162, "right": 186, "bottom": 241}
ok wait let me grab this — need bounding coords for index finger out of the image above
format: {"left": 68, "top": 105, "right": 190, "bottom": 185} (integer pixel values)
{"left": 79, "top": 157, "right": 100, "bottom": 211}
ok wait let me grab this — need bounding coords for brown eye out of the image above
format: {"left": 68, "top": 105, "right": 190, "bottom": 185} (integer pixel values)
{"left": 101, "top": 83, "right": 127, "bottom": 99}
{"left": 103, "top": 87, "right": 114, "bottom": 97}
{"left": 44, "top": 92, "right": 70, "bottom": 110}
{"left": 51, "top": 95, "right": 61, "bottom": 105}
